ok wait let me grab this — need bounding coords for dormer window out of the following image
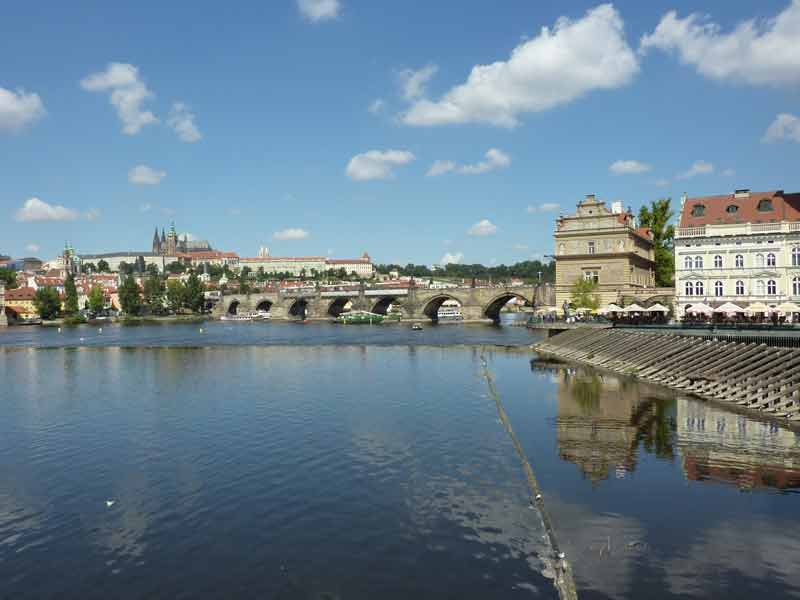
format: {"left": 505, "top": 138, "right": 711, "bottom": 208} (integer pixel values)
{"left": 691, "top": 204, "right": 706, "bottom": 217}
{"left": 726, "top": 204, "right": 738, "bottom": 214}
{"left": 757, "top": 198, "right": 773, "bottom": 212}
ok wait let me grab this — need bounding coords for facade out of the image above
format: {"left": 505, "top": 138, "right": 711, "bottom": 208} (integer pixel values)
{"left": 4, "top": 286, "right": 39, "bottom": 319}
{"left": 674, "top": 189, "right": 800, "bottom": 317}
{"left": 0, "top": 283, "right": 6, "bottom": 326}
{"left": 177, "top": 251, "right": 239, "bottom": 268}
{"left": 240, "top": 251, "right": 374, "bottom": 278}
{"left": 325, "top": 253, "right": 374, "bottom": 278}
{"left": 152, "top": 222, "right": 212, "bottom": 255}
{"left": 554, "top": 194, "right": 655, "bottom": 307}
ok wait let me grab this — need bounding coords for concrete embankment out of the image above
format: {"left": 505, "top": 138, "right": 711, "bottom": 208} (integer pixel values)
{"left": 533, "top": 328, "right": 800, "bottom": 424}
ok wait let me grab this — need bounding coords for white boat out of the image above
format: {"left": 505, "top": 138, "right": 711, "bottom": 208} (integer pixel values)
{"left": 220, "top": 314, "right": 252, "bottom": 322}
{"left": 436, "top": 305, "right": 463, "bottom": 320}
{"left": 250, "top": 310, "right": 271, "bottom": 320}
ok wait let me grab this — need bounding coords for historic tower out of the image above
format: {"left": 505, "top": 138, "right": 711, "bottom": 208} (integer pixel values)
{"left": 152, "top": 227, "right": 161, "bottom": 254}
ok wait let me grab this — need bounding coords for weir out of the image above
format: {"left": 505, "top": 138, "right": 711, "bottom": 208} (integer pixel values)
{"left": 533, "top": 329, "right": 800, "bottom": 425}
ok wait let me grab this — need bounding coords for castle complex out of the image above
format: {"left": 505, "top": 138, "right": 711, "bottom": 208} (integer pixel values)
{"left": 152, "top": 222, "right": 212, "bottom": 255}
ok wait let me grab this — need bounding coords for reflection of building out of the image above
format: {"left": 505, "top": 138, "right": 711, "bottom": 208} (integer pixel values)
{"left": 676, "top": 399, "right": 800, "bottom": 491}
{"left": 554, "top": 194, "right": 655, "bottom": 307}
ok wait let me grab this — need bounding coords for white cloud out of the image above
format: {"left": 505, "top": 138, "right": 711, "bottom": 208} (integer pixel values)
{"left": 297, "top": 0, "right": 340, "bottom": 22}
{"left": 527, "top": 203, "right": 561, "bottom": 213}
{"left": 139, "top": 203, "right": 153, "bottom": 212}
{"left": 440, "top": 251, "right": 464, "bottom": 265}
{"left": 399, "top": 64, "right": 438, "bottom": 101}
{"left": 167, "top": 102, "right": 202, "bottom": 143}
{"left": 274, "top": 228, "right": 310, "bottom": 240}
{"left": 228, "top": 208, "right": 242, "bottom": 216}
{"left": 467, "top": 219, "right": 498, "bottom": 237}
{"left": 128, "top": 164, "right": 166, "bottom": 185}
{"left": 641, "top": 2, "right": 800, "bottom": 86}
{"left": 368, "top": 99, "right": 385, "bottom": 114}
{"left": 513, "top": 243, "right": 529, "bottom": 251}
{"left": 25, "top": 243, "right": 40, "bottom": 253}
{"left": 80, "top": 63, "right": 158, "bottom": 135}
{"left": 15, "top": 197, "right": 79, "bottom": 222}
{"left": 426, "top": 148, "right": 510, "bottom": 176}
{"left": 402, "top": 4, "right": 638, "bottom": 127}
{"left": 0, "top": 87, "right": 45, "bottom": 132}
{"left": 86, "top": 208, "right": 101, "bottom": 221}
{"left": 762, "top": 112, "right": 800, "bottom": 143}
{"left": 655, "top": 178, "right": 671, "bottom": 187}
{"left": 610, "top": 159, "right": 651, "bottom": 175}
{"left": 346, "top": 149, "right": 415, "bottom": 181}
{"left": 676, "top": 160, "right": 714, "bottom": 179}
{"left": 722, "top": 168, "right": 736, "bottom": 177}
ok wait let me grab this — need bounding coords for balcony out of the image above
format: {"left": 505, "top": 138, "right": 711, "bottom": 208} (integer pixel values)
{"left": 676, "top": 221, "right": 800, "bottom": 239}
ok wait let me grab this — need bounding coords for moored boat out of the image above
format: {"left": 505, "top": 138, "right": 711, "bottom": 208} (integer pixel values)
{"left": 338, "top": 310, "right": 384, "bottom": 324}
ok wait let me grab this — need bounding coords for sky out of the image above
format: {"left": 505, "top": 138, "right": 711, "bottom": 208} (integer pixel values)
{"left": 2, "top": 0, "right": 800, "bottom": 266}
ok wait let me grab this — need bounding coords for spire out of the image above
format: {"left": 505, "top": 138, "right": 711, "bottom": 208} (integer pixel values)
{"left": 161, "top": 228, "right": 166, "bottom": 243}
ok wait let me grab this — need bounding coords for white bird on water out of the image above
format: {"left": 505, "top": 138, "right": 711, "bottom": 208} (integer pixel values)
{"left": 98, "top": 327, "right": 103, "bottom": 333}
{"left": 105, "top": 499, "right": 115, "bottom": 508}
{"left": 57, "top": 327, "right": 62, "bottom": 333}
{"left": 199, "top": 328, "right": 204, "bottom": 333}
{"left": 79, "top": 337, "right": 85, "bottom": 342}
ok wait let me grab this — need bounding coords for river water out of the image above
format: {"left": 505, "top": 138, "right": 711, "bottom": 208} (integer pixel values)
{"left": 1, "top": 321, "right": 799, "bottom": 599}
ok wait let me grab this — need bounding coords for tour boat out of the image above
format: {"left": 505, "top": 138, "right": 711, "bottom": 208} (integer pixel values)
{"left": 436, "top": 305, "right": 463, "bottom": 321}
{"left": 338, "top": 310, "right": 384, "bottom": 325}
{"left": 220, "top": 313, "right": 252, "bottom": 322}
{"left": 250, "top": 310, "right": 271, "bottom": 320}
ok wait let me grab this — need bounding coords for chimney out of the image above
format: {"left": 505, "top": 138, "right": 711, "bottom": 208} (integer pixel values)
{"left": 585, "top": 194, "right": 596, "bottom": 201}
{"left": 734, "top": 188, "right": 751, "bottom": 198}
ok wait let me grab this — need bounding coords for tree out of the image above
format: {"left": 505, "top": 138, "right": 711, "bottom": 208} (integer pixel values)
{"left": 570, "top": 277, "right": 600, "bottom": 310}
{"left": 97, "top": 259, "right": 110, "bottom": 273}
{"left": 639, "top": 198, "right": 675, "bottom": 288}
{"left": 83, "top": 262, "right": 96, "bottom": 274}
{"left": 88, "top": 286, "right": 105, "bottom": 314}
{"left": 64, "top": 274, "right": 79, "bottom": 315}
{"left": 143, "top": 275, "right": 165, "bottom": 314}
{"left": 166, "top": 279, "right": 186, "bottom": 313}
{"left": 0, "top": 268, "right": 18, "bottom": 289}
{"left": 184, "top": 272, "right": 205, "bottom": 313}
{"left": 166, "top": 261, "right": 186, "bottom": 274}
{"left": 119, "top": 275, "right": 142, "bottom": 315}
{"left": 33, "top": 287, "right": 61, "bottom": 320}
{"left": 118, "top": 261, "right": 134, "bottom": 275}
{"left": 146, "top": 263, "right": 160, "bottom": 277}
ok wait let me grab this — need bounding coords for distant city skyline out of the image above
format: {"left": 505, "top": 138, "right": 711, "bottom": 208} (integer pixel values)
{"left": 3, "top": 1, "right": 800, "bottom": 265}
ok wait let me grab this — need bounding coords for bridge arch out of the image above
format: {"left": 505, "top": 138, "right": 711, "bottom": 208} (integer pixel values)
{"left": 227, "top": 299, "right": 242, "bottom": 315}
{"left": 421, "top": 295, "right": 460, "bottom": 321}
{"left": 483, "top": 292, "right": 531, "bottom": 322}
{"left": 326, "top": 297, "right": 353, "bottom": 317}
{"left": 255, "top": 299, "right": 273, "bottom": 312}
{"left": 289, "top": 298, "right": 309, "bottom": 320}
{"left": 370, "top": 296, "right": 400, "bottom": 316}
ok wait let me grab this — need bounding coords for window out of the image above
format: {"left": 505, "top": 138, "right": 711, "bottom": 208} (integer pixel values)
{"left": 685, "top": 282, "right": 694, "bottom": 296}
{"left": 587, "top": 241, "right": 595, "bottom": 255}
{"left": 694, "top": 256, "right": 704, "bottom": 269}
{"left": 793, "top": 247, "right": 800, "bottom": 267}
{"left": 691, "top": 204, "right": 706, "bottom": 217}
{"left": 714, "top": 255, "right": 723, "bottom": 268}
{"left": 755, "top": 280, "right": 765, "bottom": 295}
{"left": 756, "top": 254, "right": 765, "bottom": 268}
{"left": 726, "top": 204, "right": 739, "bottom": 213}
{"left": 583, "top": 271, "right": 599, "bottom": 284}
{"left": 559, "top": 243, "right": 565, "bottom": 255}
{"left": 695, "top": 281, "right": 704, "bottom": 296}
{"left": 735, "top": 254, "right": 744, "bottom": 268}
{"left": 767, "top": 280, "right": 777, "bottom": 295}
{"left": 794, "top": 277, "right": 800, "bottom": 296}
{"left": 684, "top": 256, "right": 693, "bottom": 269}
{"left": 736, "top": 280, "right": 745, "bottom": 295}
{"left": 757, "top": 198, "right": 773, "bottom": 212}
{"left": 767, "top": 253, "right": 776, "bottom": 267}
{"left": 715, "top": 281, "right": 723, "bottom": 296}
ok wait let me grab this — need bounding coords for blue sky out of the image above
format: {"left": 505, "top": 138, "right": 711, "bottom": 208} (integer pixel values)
{"left": 2, "top": 0, "right": 800, "bottom": 265}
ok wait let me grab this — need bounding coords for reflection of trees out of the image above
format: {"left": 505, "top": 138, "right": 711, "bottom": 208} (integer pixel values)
{"left": 634, "top": 396, "right": 677, "bottom": 460}
{"left": 570, "top": 375, "right": 601, "bottom": 414}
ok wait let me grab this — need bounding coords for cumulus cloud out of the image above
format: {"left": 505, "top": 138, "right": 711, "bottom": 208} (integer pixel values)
{"left": 426, "top": 148, "right": 510, "bottom": 176}
{"left": 641, "top": 2, "right": 800, "bottom": 86}
{"left": 346, "top": 149, "right": 415, "bottom": 181}
{"left": 676, "top": 160, "right": 714, "bottom": 179}
{"left": 402, "top": 4, "right": 638, "bottom": 127}
{"left": 399, "top": 64, "right": 438, "bottom": 101}
{"left": 467, "top": 219, "right": 498, "bottom": 237}
{"left": 368, "top": 99, "right": 385, "bottom": 114}
{"left": 80, "top": 63, "right": 158, "bottom": 135}
{"left": 25, "top": 243, "right": 40, "bottom": 253}
{"left": 440, "top": 251, "right": 464, "bottom": 265}
{"left": 167, "top": 102, "right": 202, "bottom": 142}
{"left": 297, "top": 0, "right": 340, "bottom": 22}
{"left": 15, "top": 197, "right": 79, "bottom": 222}
{"left": 274, "top": 228, "right": 310, "bottom": 240}
{"left": 0, "top": 87, "right": 45, "bottom": 132}
{"left": 610, "top": 159, "right": 651, "bottom": 175}
{"left": 128, "top": 164, "right": 166, "bottom": 185}
{"left": 527, "top": 203, "right": 561, "bottom": 213}
{"left": 762, "top": 113, "right": 800, "bottom": 143}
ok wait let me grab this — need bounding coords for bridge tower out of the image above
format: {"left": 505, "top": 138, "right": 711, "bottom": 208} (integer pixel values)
{"left": 0, "top": 282, "right": 7, "bottom": 327}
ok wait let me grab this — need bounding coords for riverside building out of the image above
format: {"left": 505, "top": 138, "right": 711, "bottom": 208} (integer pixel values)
{"left": 674, "top": 189, "right": 800, "bottom": 317}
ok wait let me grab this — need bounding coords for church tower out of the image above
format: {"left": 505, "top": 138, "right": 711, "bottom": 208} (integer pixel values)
{"left": 152, "top": 227, "right": 161, "bottom": 254}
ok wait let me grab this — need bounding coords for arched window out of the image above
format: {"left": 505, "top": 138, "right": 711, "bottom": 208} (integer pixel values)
{"left": 714, "top": 255, "right": 723, "bottom": 268}
{"left": 735, "top": 254, "right": 744, "bottom": 268}
{"left": 793, "top": 247, "right": 800, "bottom": 267}
{"left": 767, "top": 253, "right": 776, "bottom": 267}
{"left": 736, "top": 280, "right": 745, "bottom": 295}
{"left": 695, "top": 281, "right": 705, "bottom": 296}
{"left": 558, "top": 243, "right": 565, "bottom": 255}
{"left": 694, "top": 256, "right": 704, "bottom": 269}
{"left": 685, "top": 282, "right": 694, "bottom": 296}
{"left": 767, "top": 280, "right": 777, "bottom": 295}
{"left": 756, "top": 254, "right": 765, "bottom": 268}
{"left": 726, "top": 204, "right": 739, "bottom": 214}
{"left": 793, "top": 276, "right": 800, "bottom": 296}
{"left": 715, "top": 281, "right": 723, "bottom": 296}
{"left": 684, "top": 256, "right": 693, "bottom": 269}
{"left": 755, "top": 280, "right": 766, "bottom": 295}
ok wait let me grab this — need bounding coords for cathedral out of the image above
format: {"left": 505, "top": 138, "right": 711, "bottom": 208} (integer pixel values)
{"left": 152, "top": 223, "right": 212, "bottom": 255}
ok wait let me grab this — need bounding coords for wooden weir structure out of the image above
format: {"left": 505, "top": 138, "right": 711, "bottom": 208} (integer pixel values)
{"left": 533, "top": 328, "right": 800, "bottom": 422}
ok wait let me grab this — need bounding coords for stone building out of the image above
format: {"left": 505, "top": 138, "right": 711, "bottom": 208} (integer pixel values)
{"left": 0, "top": 283, "right": 7, "bottom": 326}
{"left": 152, "top": 222, "right": 212, "bottom": 255}
{"left": 554, "top": 194, "right": 655, "bottom": 307}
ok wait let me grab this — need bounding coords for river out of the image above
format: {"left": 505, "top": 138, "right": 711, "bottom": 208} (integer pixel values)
{"left": 1, "top": 321, "right": 799, "bottom": 599}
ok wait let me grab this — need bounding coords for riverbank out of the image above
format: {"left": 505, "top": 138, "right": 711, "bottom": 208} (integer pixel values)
{"left": 40, "top": 314, "right": 208, "bottom": 327}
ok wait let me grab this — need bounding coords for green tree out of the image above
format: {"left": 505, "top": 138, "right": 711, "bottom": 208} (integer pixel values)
{"left": 82, "top": 262, "right": 96, "bottom": 274}
{"left": 146, "top": 263, "right": 160, "bottom": 277}
{"left": 166, "top": 279, "right": 186, "bottom": 313}
{"left": 143, "top": 275, "right": 165, "bottom": 314}
{"left": 64, "top": 274, "right": 79, "bottom": 315}
{"left": 119, "top": 261, "right": 134, "bottom": 275}
{"left": 166, "top": 261, "right": 186, "bottom": 274}
{"left": 97, "top": 259, "right": 110, "bottom": 273}
{"left": 88, "top": 286, "right": 105, "bottom": 314}
{"left": 0, "top": 268, "right": 18, "bottom": 289}
{"left": 33, "top": 287, "right": 62, "bottom": 320}
{"left": 184, "top": 272, "right": 205, "bottom": 313}
{"left": 118, "top": 275, "right": 142, "bottom": 315}
{"left": 638, "top": 198, "right": 675, "bottom": 288}
{"left": 570, "top": 277, "right": 600, "bottom": 310}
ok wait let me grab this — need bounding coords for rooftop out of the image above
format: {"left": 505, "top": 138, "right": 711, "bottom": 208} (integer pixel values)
{"left": 679, "top": 189, "right": 800, "bottom": 228}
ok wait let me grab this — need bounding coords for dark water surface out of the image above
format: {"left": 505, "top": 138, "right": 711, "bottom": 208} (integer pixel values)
{"left": 2, "top": 324, "right": 799, "bottom": 599}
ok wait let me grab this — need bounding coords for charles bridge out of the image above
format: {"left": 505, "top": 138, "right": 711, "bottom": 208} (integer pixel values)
{"left": 211, "top": 282, "right": 555, "bottom": 322}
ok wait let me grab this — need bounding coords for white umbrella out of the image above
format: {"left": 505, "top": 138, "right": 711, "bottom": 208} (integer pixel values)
{"left": 687, "top": 302, "right": 714, "bottom": 315}
{"left": 645, "top": 303, "right": 669, "bottom": 313}
{"left": 624, "top": 303, "right": 645, "bottom": 313}
{"left": 745, "top": 302, "right": 771, "bottom": 314}
{"left": 775, "top": 301, "right": 800, "bottom": 313}
{"left": 604, "top": 303, "right": 623, "bottom": 313}
{"left": 713, "top": 302, "right": 744, "bottom": 314}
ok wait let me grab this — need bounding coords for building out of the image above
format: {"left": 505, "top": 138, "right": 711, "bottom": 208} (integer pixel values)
{"left": 177, "top": 251, "right": 239, "bottom": 268}
{"left": 0, "top": 283, "right": 7, "bottom": 326}
{"left": 240, "top": 251, "right": 374, "bottom": 278}
{"left": 554, "top": 194, "right": 655, "bottom": 307}
{"left": 4, "top": 286, "right": 39, "bottom": 319}
{"left": 325, "top": 253, "right": 375, "bottom": 278}
{"left": 79, "top": 252, "right": 177, "bottom": 273}
{"left": 674, "top": 189, "right": 800, "bottom": 317}
{"left": 152, "top": 222, "right": 212, "bottom": 255}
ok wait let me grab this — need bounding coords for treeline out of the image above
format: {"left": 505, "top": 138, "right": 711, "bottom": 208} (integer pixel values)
{"left": 375, "top": 259, "right": 555, "bottom": 283}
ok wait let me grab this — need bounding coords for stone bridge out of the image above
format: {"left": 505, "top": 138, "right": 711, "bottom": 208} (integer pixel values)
{"left": 212, "top": 282, "right": 554, "bottom": 322}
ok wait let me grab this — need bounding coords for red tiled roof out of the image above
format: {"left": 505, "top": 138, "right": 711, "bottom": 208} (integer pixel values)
{"left": 5, "top": 287, "right": 36, "bottom": 300}
{"left": 325, "top": 259, "right": 371, "bottom": 265}
{"left": 679, "top": 190, "right": 800, "bottom": 227}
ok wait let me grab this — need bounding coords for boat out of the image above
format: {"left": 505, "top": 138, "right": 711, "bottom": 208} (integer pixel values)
{"left": 220, "top": 313, "right": 252, "bottom": 322}
{"left": 437, "top": 304, "right": 463, "bottom": 321}
{"left": 250, "top": 310, "right": 271, "bottom": 320}
{"left": 338, "top": 310, "right": 384, "bottom": 324}
{"left": 411, "top": 323, "right": 423, "bottom": 331}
